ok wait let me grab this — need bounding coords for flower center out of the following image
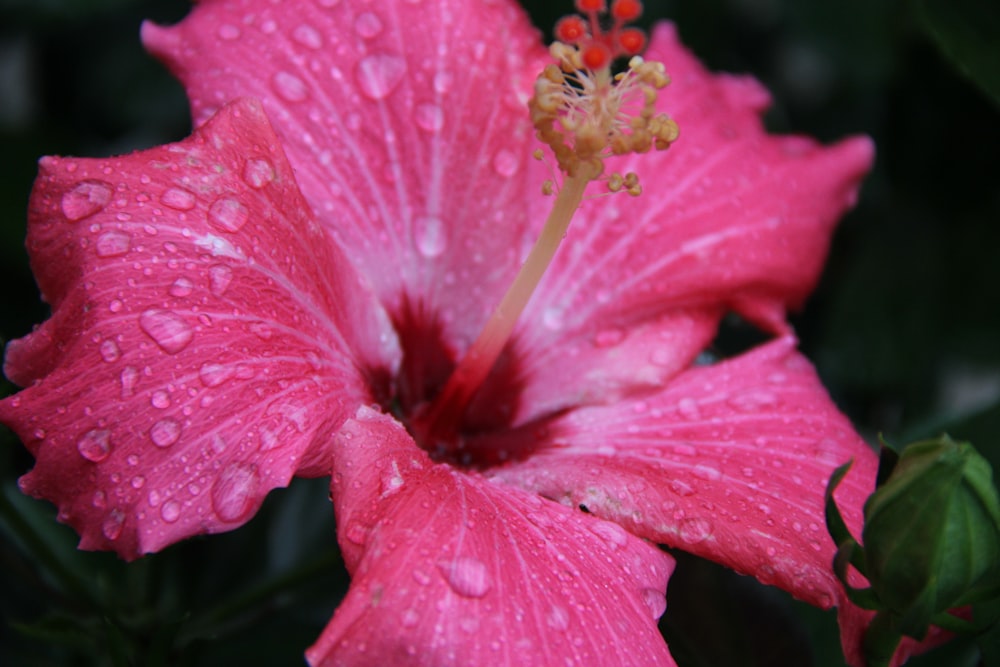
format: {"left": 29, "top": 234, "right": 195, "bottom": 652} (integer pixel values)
{"left": 411, "top": 0, "right": 678, "bottom": 461}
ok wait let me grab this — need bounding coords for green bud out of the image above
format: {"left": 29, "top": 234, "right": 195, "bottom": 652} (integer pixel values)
{"left": 862, "top": 435, "right": 1000, "bottom": 638}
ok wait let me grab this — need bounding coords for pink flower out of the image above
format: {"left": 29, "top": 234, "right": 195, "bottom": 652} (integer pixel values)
{"left": 1, "top": 0, "right": 910, "bottom": 664}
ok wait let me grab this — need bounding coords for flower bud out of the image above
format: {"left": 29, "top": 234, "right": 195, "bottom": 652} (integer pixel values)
{"left": 861, "top": 435, "right": 1000, "bottom": 637}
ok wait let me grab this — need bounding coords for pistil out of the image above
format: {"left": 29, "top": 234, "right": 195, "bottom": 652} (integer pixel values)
{"left": 414, "top": 0, "right": 678, "bottom": 455}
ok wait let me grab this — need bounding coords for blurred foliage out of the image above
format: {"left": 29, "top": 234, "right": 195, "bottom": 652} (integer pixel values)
{"left": 1, "top": 0, "right": 998, "bottom": 665}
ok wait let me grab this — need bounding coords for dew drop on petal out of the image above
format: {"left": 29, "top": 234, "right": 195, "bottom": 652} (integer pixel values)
{"left": 169, "top": 277, "right": 194, "bottom": 297}
{"left": 150, "top": 418, "right": 181, "bottom": 448}
{"left": 208, "top": 264, "right": 234, "bottom": 296}
{"left": 273, "top": 70, "right": 309, "bottom": 103}
{"left": 292, "top": 23, "right": 323, "bottom": 49}
{"left": 492, "top": 149, "right": 518, "bottom": 178}
{"left": 161, "top": 187, "right": 197, "bottom": 211}
{"left": 242, "top": 158, "right": 275, "bottom": 188}
{"left": 62, "top": 180, "right": 112, "bottom": 221}
{"left": 95, "top": 230, "right": 131, "bottom": 257}
{"left": 547, "top": 605, "right": 570, "bottom": 631}
{"left": 692, "top": 464, "right": 721, "bottom": 482}
{"left": 414, "top": 216, "right": 447, "bottom": 258}
{"left": 160, "top": 500, "right": 181, "bottom": 523}
{"left": 211, "top": 463, "right": 260, "bottom": 522}
{"left": 437, "top": 556, "right": 491, "bottom": 598}
{"left": 120, "top": 366, "right": 139, "bottom": 398}
{"left": 414, "top": 103, "right": 444, "bottom": 133}
{"left": 99, "top": 339, "right": 121, "bottom": 363}
{"left": 641, "top": 588, "right": 667, "bottom": 619}
{"left": 208, "top": 197, "right": 249, "bottom": 232}
{"left": 679, "top": 517, "right": 714, "bottom": 544}
{"left": 77, "top": 429, "right": 111, "bottom": 462}
{"left": 433, "top": 70, "right": 453, "bottom": 94}
{"left": 150, "top": 391, "right": 171, "bottom": 409}
{"left": 590, "top": 521, "right": 628, "bottom": 549}
{"left": 102, "top": 509, "right": 125, "bottom": 540}
{"left": 669, "top": 479, "right": 695, "bottom": 497}
{"left": 355, "top": 54, "right": 406, "bottom": 100}
{"left": 139, "top": 309, "right": 193, "bottom": 354}
{"left": 199, "top": 362, "right": 234, "bottom": 387}
{"left": 354, "top": 12, "right": 383, "bottom": 38}
{"left": 218, "top": 23, "right": 241, "bottom": 40}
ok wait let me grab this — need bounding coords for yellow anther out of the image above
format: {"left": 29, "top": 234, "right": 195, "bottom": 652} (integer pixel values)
{"left": 527, "top": 31, "right": 678, "bottom": 192}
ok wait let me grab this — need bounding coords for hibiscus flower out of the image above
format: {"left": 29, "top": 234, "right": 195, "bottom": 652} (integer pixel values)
{"left": 1, "top": 0, "right": 908, "bottom": 664}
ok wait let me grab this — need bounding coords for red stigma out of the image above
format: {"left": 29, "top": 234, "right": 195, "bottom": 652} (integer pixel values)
{"left": 555, "top": 16, "right": 588, "bottom": 44}
{"left": 575, "top": 0, "right": 607, "bottom": 12}
{"left": 618, "top": 28, "right": 645, "bottom": 55}
{"left": 582, "top": 43, "right": 612, "bottom": 71}
{"left": 611, "top": 0, "right": 643, "bottom": 21}
{"left": 557, "top": 0, "right": 648, "bottom": 70}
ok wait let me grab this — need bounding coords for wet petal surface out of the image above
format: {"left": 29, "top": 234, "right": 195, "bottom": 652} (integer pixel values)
{"left": 311, "top": 407, "right": 677, "bottom": 667}
{"left": 0, "top": 99, "right": 399, "bottom": 558}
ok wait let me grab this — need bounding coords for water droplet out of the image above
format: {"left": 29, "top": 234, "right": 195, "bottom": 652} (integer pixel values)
{"left": 345, "top": 521, "right": 368, "bottom": 545}
{"left": 641, "top": 588, "right": 667, "bottom": 619}
{"left": 815, "top": 438, "right": 845, "bottom": 465}
{"left": 211, "top": 463, "right": 260, "bottom": 522}
{"left": 414, "top": 103, "right": 444, "bottom": 133}
{"left": 412, "top": 568, "right": 431, "bottom": 585}
{"left": 400, "top": 608, "right": 420, "bottom": 628}
{"left": 150, "top": 418, "right": 181, "bottom": 448}
{"left": 102, "top": 510, "right": 125, "bottom": 540}
{"left": 169, "top": 277, "right": 194, "bottom": 297}
{"left": 208, "top": 264, "right": 233, "bottom": 296}
{"left": 77, "top": 429, "right": 111, "bottom": 462}
{"left": 208, "top": 197, "right": 249, "bottom": 232}
{"left": 414, "top": 215, "right": 446, "bottom": 257}
{"left": 199, "top": 363, "right": 233, "bottom": 387}
{"left": 150, "top": 391, "right": 171, "bottom": 409}
{"left": 92, "top": 490, "right": 107, "bottom": 509}
{"left": 161, "top": 187, "right": 197, "bottom": 211}
{"left": 542, "top": 306, "right": 564, "bottom": 331}
{"left": 354, "top": 12, "right": 383, "bottom": 38}
{"left": 432, "top": 71, "right": 454, "bottom": 95}
{"left": 727, "top": 389, "right": 779, "bottom": 412}
{"left": 249, "top": 322, "right": 273, "bottom": 340}
{"left": 492, "top": 149, "right": 518, "bottom": 177}
{"left": 692, "top": 464, "right": 721, "bottom": 482}
{"left": 546, "top": 605, "right": 570, "bottom": 631}
{"left": 590, "top": 520, "right": 628, "bottom": 549}
{"left": 62, "top": 180, "right": 112, "bottom": 221}
{"left": 130, "top": 475, "right": 146, "bottom": 489}
{"left": 218, "top": 23, "right": 241, "bottom": 40}
{"left": 120, "top": 366, "right": 138, "bottom": 398}
{"left": 95, "top": 230, "right": 131, "bottom": 257}
{"left": 679, "top": 517, "right": 714, "bottom": 543}
{"left": 437, "top": 556, "right": 491, "bottom": 598}
{"left": 242, "top": 158, "right": 275, "bottom": 188}
{"left": 677, "top": 397, "right": 701, "bottom": 420}
{"left": 669, "top": 479, "right": 695, "bottom": 497}
{"left": 292, "top": 23, "right": 323, "bottom": 49}
{"left": 273, "top": 70, "right": 309, "bottom": 102}
{"left": 355, "top": 54, "right": 406, "bottom": 100}
{"left": 160, "top": 500, "right": 181, "bottom": 523}
{"left": 99, "top": 339, "right": 121, "bottom": 363}
{"left": 139, "top": 309, "right": 192, "bottom": 354}
{"left": 594, "top": 328, "right": 624, "bottom": 348}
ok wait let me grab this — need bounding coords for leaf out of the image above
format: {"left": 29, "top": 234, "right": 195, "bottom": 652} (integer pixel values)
{"left": 917, "top": 0, "right": 1000, "bottom": 108}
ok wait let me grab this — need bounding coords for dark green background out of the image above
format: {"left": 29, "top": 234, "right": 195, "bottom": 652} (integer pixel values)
{"left": 1, "top": 0, "right": 997, "bottom": 664}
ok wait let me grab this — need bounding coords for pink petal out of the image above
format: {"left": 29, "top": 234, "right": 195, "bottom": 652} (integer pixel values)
{"left": 310, "top": 407, "right": 677, "bottom": 666}
{"left": 490, "top": 23, "right": 874, "bottom": 427}
{"left": 490, "top": 337, "right": 879, "bottom": 651}
{"left": 142, "top": 0, "right": 551, "bottom": 372}
{"left": 0, "top": 99, "right": 399, "bottom": 559}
